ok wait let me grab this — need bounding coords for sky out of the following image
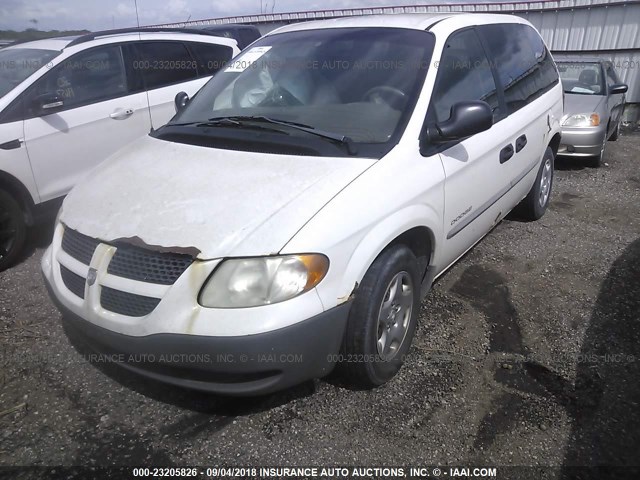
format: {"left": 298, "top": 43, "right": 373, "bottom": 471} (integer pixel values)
{"left": 0, "top": 0, "right": 520, "bottom": 31}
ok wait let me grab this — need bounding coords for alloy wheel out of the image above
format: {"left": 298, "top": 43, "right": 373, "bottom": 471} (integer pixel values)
{"left": 376, "top": 271, "right": 414, "bottom": 360}
{"left": 539, "top": 158, "right": 553, "bottom": 207}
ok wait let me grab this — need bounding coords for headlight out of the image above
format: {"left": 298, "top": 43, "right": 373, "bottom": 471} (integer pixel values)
{"left": 199, "top": 254, "right": 329, "bottom": 308}
{"left": 562, "top": 113, "right": 600, "bottom": 127}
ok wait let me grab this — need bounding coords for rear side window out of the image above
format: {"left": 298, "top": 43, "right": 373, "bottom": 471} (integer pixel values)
{"left": 187, "top": 42, "right": 234, "bottom": 76}
{"left": 479, "top": 24, "right": 558, "bottom": 114}
{"left": 134, "top": 42, "right": 198, "bottom": 90}
{"left": 431, "top": 28, "right": 500, "bottom": 123}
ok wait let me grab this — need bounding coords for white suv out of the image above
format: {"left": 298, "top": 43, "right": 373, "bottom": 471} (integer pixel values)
{"left": 43, "top": 14, "right": 563, "bottom": 396}
{"left": 0, "top": 29, "right": 240, "bottom": 270}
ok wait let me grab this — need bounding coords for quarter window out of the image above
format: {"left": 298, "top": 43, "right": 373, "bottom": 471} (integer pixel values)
{"left": 431, "top": 28, "right": 500, "bottom": 123}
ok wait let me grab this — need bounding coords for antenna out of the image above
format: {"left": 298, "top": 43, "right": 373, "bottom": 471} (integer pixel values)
{"left": 134, "top": 0, "right": 141, "bottom": 28}
{"left": 133, "top": 0, "right": 154, "bottom": 133}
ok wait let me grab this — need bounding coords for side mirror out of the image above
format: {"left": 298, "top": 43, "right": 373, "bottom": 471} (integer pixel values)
{"left": 174, "top": 91, "right": 190, "bottom": 113}
{"left": 34, "top": 93, "right": 64, "bottom": 115}
{"left": 609, "top": 84, "right": 628, "bottom": 95}
{"left": 428, "top": 101, "right": 493, "bottom": 143}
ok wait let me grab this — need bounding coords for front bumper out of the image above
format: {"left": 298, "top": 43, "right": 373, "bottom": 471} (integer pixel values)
{"left": 558, "top": 126, "right": 606, "bottom": 157}
{"left": 44, "top": 272, "right": 351, "bottom": 396}
{"left": 41, "top": 223, "right": 351, "bottom": 395}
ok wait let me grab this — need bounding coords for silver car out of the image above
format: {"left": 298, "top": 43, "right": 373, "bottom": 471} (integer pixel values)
{"left": 556, "top": 58, "right": 627, "bottom": 167}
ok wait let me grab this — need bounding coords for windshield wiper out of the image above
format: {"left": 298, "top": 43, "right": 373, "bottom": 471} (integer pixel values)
{"left": 167, "top": 118, "right": 278, "bottom": 132}
{"left": 206, "top": 115, "right": 358, "bottom": 155}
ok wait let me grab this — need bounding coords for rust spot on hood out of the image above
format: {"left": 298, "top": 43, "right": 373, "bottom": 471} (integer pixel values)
{"left": 111, "top": 236, "right": 201, "bottom": 258}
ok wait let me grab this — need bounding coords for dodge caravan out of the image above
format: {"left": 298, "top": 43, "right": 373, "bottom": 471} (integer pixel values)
{"left": 43, "top": 14, "right": 563, "bottom": 395}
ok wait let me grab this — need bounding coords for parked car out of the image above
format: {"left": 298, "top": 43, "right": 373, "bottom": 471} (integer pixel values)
{"left": 0, "top": 28, "right": 240, "bottom": 271}
{"left": 556, "top": 58, "right": 627, "bottom": 167}
{"left": 43, "top": 13, "right": 563, "bottom": 396}
{"left": 186, "top": 24, "right": 262, "bottom": 50}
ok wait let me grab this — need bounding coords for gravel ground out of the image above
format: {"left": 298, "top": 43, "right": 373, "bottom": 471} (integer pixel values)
{"left": 0, "top": 133, "right": 639, "bottom": 475}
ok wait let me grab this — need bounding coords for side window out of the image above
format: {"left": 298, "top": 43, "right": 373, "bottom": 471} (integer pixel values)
{"left": 606, "top": 65, "right": 619, "bottom": 87}
{"left": 134, "top": 42, "right": 198, "bottom": 90}
{"left": 32, "top": 45, "right": 127, "bottom": 110}
{"left": 431, "top": 28, "right": 500, "bottom": 123}
{"left": 523, "top": 25, "right": 560, "bottom": 96}
{"left": 187, "top": 42, "right": 234, "bottom": 77}
{"left": 479, "top": 24, "right": 558, "bottom": 114}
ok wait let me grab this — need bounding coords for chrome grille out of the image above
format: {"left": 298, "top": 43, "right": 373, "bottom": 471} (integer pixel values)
{"left": 107, "top": 246, "right": 192, "bottom": 285}
{"left": 61, "top": 228, "right": 100, "bottom": 265}
{"left": 60, "top": 265, "right": 86, "bottom": 299}
{"left": 100, "top": 287, "right": 160, "bottom": 317}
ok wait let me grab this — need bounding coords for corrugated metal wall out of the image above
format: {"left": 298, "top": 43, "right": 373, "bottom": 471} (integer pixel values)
{"left": 520, "top": 2, "right": 640, "bottom": 108}
{"left": 156, "top": 0, "right": 640, "bottom": 104}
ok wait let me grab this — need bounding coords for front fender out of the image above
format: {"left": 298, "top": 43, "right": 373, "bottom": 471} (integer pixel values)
{"left": 336, "top": 204, "right": 441, "bottom": 301}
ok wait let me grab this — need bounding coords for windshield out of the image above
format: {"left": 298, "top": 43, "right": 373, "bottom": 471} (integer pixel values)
{"left": 0, "top": 47, "right": 61, "bottom": 98}
{"left": 168, "top": 27, "right": 434, "bottom": 155}
{"left": 557, "top": 62, "right": 605, "bottom": 95}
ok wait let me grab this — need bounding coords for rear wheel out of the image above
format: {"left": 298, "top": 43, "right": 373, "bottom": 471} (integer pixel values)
{"left": 0, "top": 190, "right": 27, "bottom": 272}
{"left": 338, "top": 245, "right": 420, "bottom": 389}
{"left": 516, "top": 147, "right": 554, "bottom": 221}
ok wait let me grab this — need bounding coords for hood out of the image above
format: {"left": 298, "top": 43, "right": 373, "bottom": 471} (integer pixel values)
{"left": 61, "top": 136, "right": 375, "bottom": 259}
{"left": 563, "top": 93, "right": 606, "bottom": 119}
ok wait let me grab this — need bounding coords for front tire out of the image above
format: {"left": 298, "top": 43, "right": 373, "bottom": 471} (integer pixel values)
{"left": 516, "top": 147, "right": 554, "bottom": 221}
{"left": 609, "top": 121, "right": 620, "bottom": 141}
{"left": 0, "top": 189, "right": 27, "bottom": 272}
{"left": 339, "top": 245, "right": 420, "bottom": 389}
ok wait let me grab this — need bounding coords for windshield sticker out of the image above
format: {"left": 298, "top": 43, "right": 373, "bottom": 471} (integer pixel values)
{"left": 225, "top": 46, "right": 272, "bottom": 72}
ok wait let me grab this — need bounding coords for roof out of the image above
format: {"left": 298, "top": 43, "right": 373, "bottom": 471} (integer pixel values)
{"left": 267, "top": 12, "right": 527, "bottom": 35}
{"left": 2, "top": 28, "right": 240, "bottom": 52}
{"left": 3, "top": 37, "right": 76, "bottom": 51}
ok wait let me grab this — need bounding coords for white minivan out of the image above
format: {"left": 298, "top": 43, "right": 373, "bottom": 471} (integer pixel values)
{"left": 43, "top": 14, "right": 563, "bottom": 396}
{"left": 0, "top": 29, "right": 240, "bottom": 270}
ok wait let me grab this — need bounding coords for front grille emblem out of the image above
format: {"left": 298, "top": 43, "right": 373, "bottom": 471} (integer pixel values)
{"left": 86, "top": 268, "right": 98, "bottom": 286}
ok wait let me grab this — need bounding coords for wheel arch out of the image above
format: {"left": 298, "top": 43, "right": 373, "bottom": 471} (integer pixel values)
{"left": 0, "top": 171, "right": 36, "bottom": 225}
{"left": 548, "top": 132, "right": 562, "bottom": 157}
{"left": 337, "top": 205, "right": 441, "bottom": 304}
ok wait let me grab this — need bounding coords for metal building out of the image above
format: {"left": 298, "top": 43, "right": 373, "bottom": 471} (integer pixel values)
{"left": 155, "top": 0, "right": 640, "bottom": 121}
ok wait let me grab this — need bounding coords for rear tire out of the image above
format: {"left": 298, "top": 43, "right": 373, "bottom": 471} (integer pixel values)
{"left": 516, "top": 147, "right": 554, "bottom": 221}
{"left": 338, "top": 245, "right": 420, "bottom": 389}
{"left": 0, "top": 189, "right": 27, "bottom": 272}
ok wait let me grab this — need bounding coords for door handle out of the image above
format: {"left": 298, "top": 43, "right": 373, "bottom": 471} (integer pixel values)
{"left": 0, "top": 138, "right": 23, "bottom": 150}
{"left": 515, "top": 134, "right": 527, "bottom": 153}
{"left": 500, "top": 144, "right": 514, "bottom": 164}
{"left": 109, "top": 108, "right": 134, "bottom": 120}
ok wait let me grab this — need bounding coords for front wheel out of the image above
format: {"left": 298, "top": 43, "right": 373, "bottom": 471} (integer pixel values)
{"left": 338, "top": 245, "right": 420, "bottom": 389}
{"left": 589, "top": 134, "right": 607, "bottom": 168}
{"left": 609, "top": 121, "right": 620, "bottom": 141}
{"left": 516, "top": 147, "right": 554, "bottom": 221}
{"left": 0, "top": 189, "right": 27, "bottom": 272}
